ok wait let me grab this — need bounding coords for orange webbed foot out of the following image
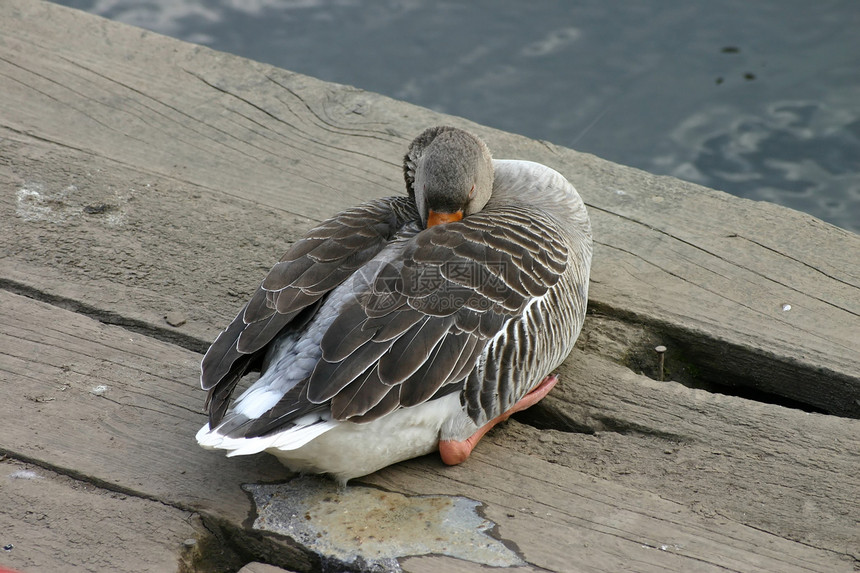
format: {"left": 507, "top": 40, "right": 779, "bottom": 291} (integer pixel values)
{"left": 439, "top": 374, "right": 559, "bottom": 465}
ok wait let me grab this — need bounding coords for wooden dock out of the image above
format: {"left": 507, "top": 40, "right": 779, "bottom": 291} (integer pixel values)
{"left": 1, "top": 1, "right": 858, "bottom": 571}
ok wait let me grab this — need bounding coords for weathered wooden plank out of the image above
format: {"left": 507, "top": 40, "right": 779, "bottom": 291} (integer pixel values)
{"left": 1, "top": 290, "right": 855, "bottom": 572}
{"left": 370, "top": 449, "right": 853, "bottom": 573}
{"left": 524, "top": 344, "right": 860, "bottom": 559}
{"left": 0, "top": 290, "right": 286, "bottom": 525}
{"left": 0, "top": 0, "right": 857, "bottom": 420}
{"left": 0, "top": 459, "right": 199, "bottom": 572}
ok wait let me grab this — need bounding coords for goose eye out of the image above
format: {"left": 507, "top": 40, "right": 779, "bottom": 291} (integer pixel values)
{"left": 468, "top": 184, "right": 475, "bottom": 198}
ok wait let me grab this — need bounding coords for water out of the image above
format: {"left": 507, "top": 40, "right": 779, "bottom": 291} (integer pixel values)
{"left": 52, "top": 0, "right": 860, "bottom": 233}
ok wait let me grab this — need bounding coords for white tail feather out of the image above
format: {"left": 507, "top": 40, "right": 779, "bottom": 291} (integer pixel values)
{"left": 196, "top": 420, "right": 337, "bottom": 457}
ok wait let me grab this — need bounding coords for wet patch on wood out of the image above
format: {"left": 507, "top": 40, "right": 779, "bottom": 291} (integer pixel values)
{"left": 245, "top": 477, "right": 523, "bottom": 572}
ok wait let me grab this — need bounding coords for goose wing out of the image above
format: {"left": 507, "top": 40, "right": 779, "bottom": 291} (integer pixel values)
{"left": 244, "top": 204, "right": 573, "bottom": 438}
{"left": 202, "top": 196, "right": 419, "bottom": 426}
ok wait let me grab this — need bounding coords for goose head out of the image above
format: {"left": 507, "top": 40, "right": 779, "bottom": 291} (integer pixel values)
{"left": 404, "top": 127, "right": 494, "bottom": 228}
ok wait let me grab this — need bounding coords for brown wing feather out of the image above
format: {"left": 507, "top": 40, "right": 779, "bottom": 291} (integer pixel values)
{"left": 201, "top": 196, "right": 418, "bottom": 427}
{"left": 292, "top": 205, "right": 570, "bottom": 424}
{"left": 329, "top": 366, "right": 390, "bottom": 419}
{"left": 215, "top": 201, "right": 575, "bottom": 436}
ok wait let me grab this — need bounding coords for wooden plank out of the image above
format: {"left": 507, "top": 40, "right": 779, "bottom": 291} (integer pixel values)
{"left": 370, "top": 449, "right": 852, "bottom": 573}
{"left": 0, "top": 290, "right": 286, "bottom": 525}
{"left": 0, "top": 0, "right": 857, "bottom": 419}
{"left": 0, "top": 459, "right": 199, "bottom": 572}
{"left": 523, "top": 345, "right": 860, "bottom": 559}
{"left": 0, "top": 290, "right": 855, "bottom": 572}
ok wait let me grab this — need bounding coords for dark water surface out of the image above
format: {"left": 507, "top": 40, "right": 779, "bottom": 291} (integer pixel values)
{"left": 53, "top": 0, "right": 860, "bottom": 232}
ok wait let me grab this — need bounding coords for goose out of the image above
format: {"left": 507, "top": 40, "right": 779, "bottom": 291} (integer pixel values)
{"left": 196, "top": 126, "right": 592, "bottom": 483}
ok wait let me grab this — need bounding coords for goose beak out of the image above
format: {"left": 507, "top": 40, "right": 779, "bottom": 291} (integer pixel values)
{"left": 427, "top": 209, "right": 464, "bottom": 228}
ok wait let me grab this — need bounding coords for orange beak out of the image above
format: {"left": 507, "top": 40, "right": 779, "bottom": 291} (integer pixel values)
{"left": 427, "top": 209, "right": 464, "bottom": 228}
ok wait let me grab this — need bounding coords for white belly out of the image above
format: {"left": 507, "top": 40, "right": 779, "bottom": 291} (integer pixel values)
{"left": 266, "top": 393, "right": 460, "bottom": 483}
{"left": 257, "top": 392, "right": 465, "bottom": 483}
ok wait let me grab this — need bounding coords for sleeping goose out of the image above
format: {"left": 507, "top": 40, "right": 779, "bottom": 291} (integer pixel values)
{"left": 196, "top": 126, "right": 592, "bottom": 483}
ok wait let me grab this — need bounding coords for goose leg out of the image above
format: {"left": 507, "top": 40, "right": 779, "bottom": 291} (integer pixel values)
{"left": 438, "top": 373, "right": 559, "bottom": 465}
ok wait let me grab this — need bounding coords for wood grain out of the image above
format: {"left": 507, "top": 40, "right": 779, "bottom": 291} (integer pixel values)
{"left": 533, "top": 347, "right": 860, "bottom": 557}
{"left": 0, "top": 459, "right": 201, "bottom": 572}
